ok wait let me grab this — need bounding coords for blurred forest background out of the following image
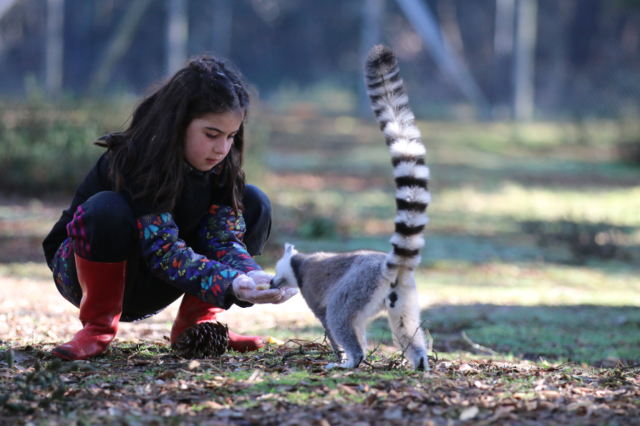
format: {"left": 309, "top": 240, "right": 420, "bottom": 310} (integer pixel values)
{"left": 3, "top": 0, "right": 640, "bottom": 115}
{"left": 2, "top": 0, "right": 640, "bottom": 190}
{"left": 0, "top": 0, "right": 639, "bottom": 365}
{"left": 2, "top": 0, "right": 640, "bottom": 189}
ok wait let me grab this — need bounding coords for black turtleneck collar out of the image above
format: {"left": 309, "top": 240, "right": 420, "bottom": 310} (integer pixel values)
{"left": 183, "top": 160, "right": 223, "bottom": 179}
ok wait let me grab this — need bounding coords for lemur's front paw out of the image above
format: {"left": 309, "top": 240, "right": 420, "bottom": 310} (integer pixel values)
{"left": 325, "top": 354, "right": 364, "bottom": 370}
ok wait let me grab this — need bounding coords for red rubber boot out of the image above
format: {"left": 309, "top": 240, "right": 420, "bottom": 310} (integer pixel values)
{"left": 51, "top": 255, "right": 127, "bottom": 361}
{"left": 170, "top": 293, "right": 265, "bottom": 353}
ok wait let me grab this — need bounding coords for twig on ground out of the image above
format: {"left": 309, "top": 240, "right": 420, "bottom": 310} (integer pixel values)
{"left": 280, "top": 341, "right": 335, "bottom": 365}
{"left": 425, "top": 329, "right": 433, "bottom": 357}
{"left": 397, "top": 319, "right": 430, "bottom": 359}
{"left": 392, "top": 319, "right": 433, "bottom": 370}
{"left": 461, "top": 331, "right": 500, "bottom": 356}
{"left": 596, "top": 362, "right": 640, "bottom": 386}
{"left": 321, "top": 332, "right": 330, "bottom": 348}
{"left": 619, "top": 363, "right": 640, "bottom": 372}
{"left": 365, "top": 329, "right": 389, "bottom": 366}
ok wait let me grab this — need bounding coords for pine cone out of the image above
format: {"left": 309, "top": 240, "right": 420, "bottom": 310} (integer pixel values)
{"left": 174, "top": 322, "right": 229, "bottom": 359}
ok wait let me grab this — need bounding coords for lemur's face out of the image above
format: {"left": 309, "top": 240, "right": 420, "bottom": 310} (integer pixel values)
{"left": 271, "top": 243, "right": 299, "bottom": 289}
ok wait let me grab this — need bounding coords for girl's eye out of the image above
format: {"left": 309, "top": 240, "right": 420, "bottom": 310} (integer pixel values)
{"left": 205, "top": 133, "right": 218, "bottom": 139}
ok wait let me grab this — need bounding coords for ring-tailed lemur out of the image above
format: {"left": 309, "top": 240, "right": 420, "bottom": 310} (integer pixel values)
{"left": 271, "top": 45, "right": 430, "bottom": 370}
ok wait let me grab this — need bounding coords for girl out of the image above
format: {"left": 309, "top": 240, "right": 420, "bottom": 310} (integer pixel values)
{"left": 42, "top": 56, "right": 297, "bottom": 361}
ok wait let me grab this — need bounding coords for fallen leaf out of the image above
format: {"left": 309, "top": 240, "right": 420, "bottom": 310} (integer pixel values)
{"left": 476, "top": 405, "right": 515, "bottom": 425}
{"left": 337, "top": 384, "right": 357, "bottom": 395}
{"left": 406, "top": 401, "right": 421, "bottom": 411}
{"left": 474, "top": 380, "right": 490, "bottom": 389}
{"left": 458, "top": 363, "right": 476, "bottom": 373}
{"left": 363, "top": 393, "right": 377, "bottom": 406}
{"left": 540, "top": 390, "right": 561, "bottom": 399}
{"left": 566, "top": 402, "right": 589, "bottom": 412}
{"left": 157, "top": 370, "right": 176, "bottom": 380}
{"left": 215, "top": 409, "right": 243, "bottom": 418}
{"left": 357, "top": 383, "right": 370, "bottom": 393}
{"left": 383, "top": 408, "right": 403, "bottom": 420}
{"left": 10, "top": 350, "right": 33, "bottom": 365}
{"left": 202, "top": 400, "right": 224, "bottom": 409}
{"left": 247, "top": 369, "right": 263, "bottom": 383}
{"left": 459, "top": 405, "right": 479, "bottom": 421}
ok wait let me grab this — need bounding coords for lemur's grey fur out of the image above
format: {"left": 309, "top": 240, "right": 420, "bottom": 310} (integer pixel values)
{"left": 271, "top": 45, "right": 430, "bottom": 371}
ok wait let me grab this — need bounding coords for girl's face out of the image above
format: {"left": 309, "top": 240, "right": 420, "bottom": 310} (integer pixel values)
{"left": 183, "top": 111, "right": 243, "bottom": 172}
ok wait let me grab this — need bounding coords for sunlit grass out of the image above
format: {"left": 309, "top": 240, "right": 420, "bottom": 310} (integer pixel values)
{"left": 434, "top": 184, "right": 640, "bottom": 227}
{"left": 417, "top": 120, "right": 622, "bottom": 149}
{"left": 414, "top": 262, "right": 640, "bottom": 306}
{"left": 265, "top": 181, "right": 640, "bottom": 248}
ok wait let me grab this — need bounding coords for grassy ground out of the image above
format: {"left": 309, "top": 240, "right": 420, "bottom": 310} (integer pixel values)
{"left": 1, "top": 107, "right": 639, "bottom": 424}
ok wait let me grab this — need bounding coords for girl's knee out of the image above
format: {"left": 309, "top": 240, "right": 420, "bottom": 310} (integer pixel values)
{"left": 243, "top": 185, "right": 272, "bottom": 217}
{"left": 84, "top": 191, "right": 134, "bottom": 223}
{"left": 241, "top": 185, "right": 272, "bottom": 256}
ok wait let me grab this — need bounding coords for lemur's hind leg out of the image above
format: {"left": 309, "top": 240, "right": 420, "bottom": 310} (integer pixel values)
{"left": 386, "top": 279, "right": 429, "bottom": 371}
{"left": 326, "top": 305, "right": 365, "bottom": 369}
{"left": 316, "top": 311, "right": 343, "bottom": 361}
{"left": 358, "top": 323, "right": 367, "bottom": 355}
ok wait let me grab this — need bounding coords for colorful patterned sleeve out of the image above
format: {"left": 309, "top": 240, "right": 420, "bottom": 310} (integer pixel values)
{"left": 197, "top": 204, "right": 262, "bottom": 274}
{"left": 137, "top": 212, "right": 244, "bottom": 309}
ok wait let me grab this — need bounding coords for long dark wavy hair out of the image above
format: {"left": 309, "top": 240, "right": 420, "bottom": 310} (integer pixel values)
{"left": 96, "top": 56, "right": 250, "bottom": 215}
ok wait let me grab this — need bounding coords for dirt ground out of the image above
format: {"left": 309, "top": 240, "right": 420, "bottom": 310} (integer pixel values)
{"left": 2, "top": 258, "right": 640, "bottom": 426}
{"left": 0, "top": 262, "right": 324, "bottom": 346}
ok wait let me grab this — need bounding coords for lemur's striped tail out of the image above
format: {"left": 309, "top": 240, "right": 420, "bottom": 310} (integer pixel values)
{"left": 365, "top": 45, "right": 430, "bottom": 274}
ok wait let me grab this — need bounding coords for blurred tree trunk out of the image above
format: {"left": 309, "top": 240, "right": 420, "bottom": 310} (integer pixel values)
{"left": 537, "top": 1, "right": 572, "bottom": 117}
{"left": 0, "top": 0, "right": 18, "bottom": 20}
{"left": 212, "top": 0, "right": 232, "bottom": 58}
{"left": 0, "top": 0, "right": 20, "bottom": 61}
{"left": 513, "top": 0, "right": 537, "bottom": 121}
{"left": 567, "top": 0, "right": 602, "bottom": 70}
{"left": 621, "top": 8, "right": 640, "bottom": 54}
{"left": 437, "top": 0, "right": 465, "bottom": 56}
{"left": 359, "top": 0, "right": 384, "bottom": 117}
{"left": 89, "top": 0, "right": 154, "bottom": 95}
{"left": 493, "top": 0, "right": 515, "bottom": 118}
{"left": 167, "top": 0, "right": 188, "bottom": 75}
{"left": 395, "top": 0, "right": 490, "bottom": 116}
{"left": 46, "top": 0, "right": 64, "bottom": 98}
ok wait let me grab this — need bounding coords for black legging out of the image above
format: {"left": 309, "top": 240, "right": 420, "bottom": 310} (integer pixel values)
{"left": 52, "top": 185, "right": 272, "bottom": 322}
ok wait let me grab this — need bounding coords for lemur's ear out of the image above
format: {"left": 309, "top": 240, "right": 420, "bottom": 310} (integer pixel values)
{"left": 284, "top": 243, "right": 295, "bottom": 254}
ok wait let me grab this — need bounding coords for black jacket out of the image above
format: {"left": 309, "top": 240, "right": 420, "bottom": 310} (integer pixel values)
{"left": 43, "top": 152, "right": 227, "bottom": 266}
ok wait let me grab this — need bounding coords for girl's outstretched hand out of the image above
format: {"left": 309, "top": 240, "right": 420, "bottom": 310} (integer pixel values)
{"left": 232, "top": 274, "right": 298, "bottom": 305}
{"left": 247, "top": 270, "right": 274, "bottom": 288}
